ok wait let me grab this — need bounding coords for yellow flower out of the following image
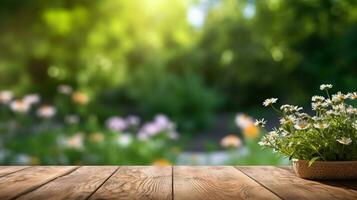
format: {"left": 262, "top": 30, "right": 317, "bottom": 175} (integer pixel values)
{"left": 89, "top": 132, "right": 104, "bottom": 143}
{"left": 152, "top": 159, "right": 171, "bottom": 166}
{"left": 72, "top": 91, "right": 89, "bottom": 105}
{"left": 30, "top": 156, "right": 40, "bottom": 165}
{"left": 220, "top": 134, "right": 242, "bottom": 148}
{"left": 243, "top": 124, "right": 259, "bottom": 139}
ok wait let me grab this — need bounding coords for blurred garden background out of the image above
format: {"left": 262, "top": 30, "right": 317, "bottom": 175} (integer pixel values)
{"left": 0, "top": 0, "right": 356, "bottom": 165}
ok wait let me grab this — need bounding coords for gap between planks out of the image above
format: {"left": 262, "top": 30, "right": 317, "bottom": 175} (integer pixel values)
{"left": 0, "top": 166, "right": 31, "bottom": 178}
{"left": 172, "top": 166, "right": 174, "bottom": 200}
{"left": 234, "top": 166, "right": 284, "bottom": 200}
{"left": 14, "top": 166, "right": 120, "bottom": 200}
{"left": 11, "top": 166, "right": 80, "bottom": 200}
{"left": 84, "top": 167, "right": 120, "bottom": 200}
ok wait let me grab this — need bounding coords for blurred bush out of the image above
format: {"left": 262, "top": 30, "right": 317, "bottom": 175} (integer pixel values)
{"left": 125, "top": 71, "right": 221, "bottom": 131}
{"left": 0, "top": 0, "right": 356, "bottom": 134}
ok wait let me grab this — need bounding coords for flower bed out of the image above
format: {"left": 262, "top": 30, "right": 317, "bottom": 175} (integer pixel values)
{"left": 0, "top": 86, "right": 178, "bottom": 165}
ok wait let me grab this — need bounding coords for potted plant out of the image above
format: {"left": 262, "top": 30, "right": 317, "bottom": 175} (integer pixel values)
{"left": 256, "top": 84, "right": 357, "bottom": 179}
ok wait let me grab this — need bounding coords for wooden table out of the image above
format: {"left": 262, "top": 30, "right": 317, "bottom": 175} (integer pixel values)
{"left": 0, "top": 166, "right": 356, "bottom": 200}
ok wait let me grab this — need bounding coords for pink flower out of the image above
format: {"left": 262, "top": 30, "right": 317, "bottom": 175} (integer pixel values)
{"left": 106, "top": 116, "right": 127, "bottom": 132}
{"left": 126, "top": 115, "right": 140, "bottom": 126}
{"left": 137, "top": 114, "right": 179, "bottom": 140}
{"left": 24, "top": 94, "right": 40, "bottom": 105}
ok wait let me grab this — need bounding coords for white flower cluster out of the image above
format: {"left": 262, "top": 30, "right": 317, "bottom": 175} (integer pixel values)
{"left": 259, "top": 84, "right": 357, "bottom": 162}
{"left": 0, "top": 90, "right": 57, "bottom": 119}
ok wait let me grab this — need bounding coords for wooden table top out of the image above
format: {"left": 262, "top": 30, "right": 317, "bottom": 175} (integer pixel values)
{"left": 0, "top": 166, "right": 356, "bottom": 200}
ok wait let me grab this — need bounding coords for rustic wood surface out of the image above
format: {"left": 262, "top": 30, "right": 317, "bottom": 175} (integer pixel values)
{"left": 0, "top": 166, "right": 356, "bottom": 200}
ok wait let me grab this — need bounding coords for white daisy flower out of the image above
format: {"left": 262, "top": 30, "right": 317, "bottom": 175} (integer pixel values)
{"left": 254, "top": 118, "right": 267, "bottom": 127}
{"left": 294, "top": 120, "right": 310, "bottom": 130}
{"left": 312, "top": 102, "right": 329, "bottom": 110}
{"left": 37, "top": 105, "right": 56, "bottom": 118}
{"left": 66, "top": 133, "right": 84, "bottom": 150}
{"left": 326, "top": 110, "right": 340, "bottom": 116}
{"left": 263, "top": 98, "right": 278, "bottom": 107}
{"left": 348, "top": 92, "right": 357, "bottom": 100}
{"left": 297, "top": 113, "right": 311, "bottom": 120}
{"left": 320, "top": 84, "right": 333, "bottom": 90}
{"left": 258, "top": 140, "right": 270, "bottom": 146}
{"left": 333, "top": 104, "right": 345, "bottom": 112}
{"left": 337, "top": 137, "right": 352, "bottom": 145}
{"left": 280, "top": 130, "right": 290, "bottom": 137}
{"left": 313, "top": 122, "right": 329, "bottom": 129}
{"left": 279, "top": 115, "right": 296, "bottom": 125}
{"left": 281, "top": 105, "right": 302, "bottom": 113}
{"left": 57, "top": 85, "right": 73, "bottom": 95}
{"left": 332, "top": 92, "right": 346, "bottom": 103}
{"left": 23, "top": 94, "right": 40, "bottom": 105}
{"left": 346, "top": 106, "right": 357, "bottom": 115}
{"left": 0, "top": 90, "right": 13, "bottom": 104}
{"left": 117, "top": 133, "right": 133, "bottom": 147}
{"left": 267, "top": 131, "right": 279, "bottom": 140}
{"left": 312, "top": 95, "right": 325, "bottom": 102}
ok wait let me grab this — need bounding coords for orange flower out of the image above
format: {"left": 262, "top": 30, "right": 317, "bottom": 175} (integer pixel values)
{"left": 10, "top": 100, "right": 30, "bottom": 113}
{"left": 152, "top": 159, "right": 171, "bottom": 166}
{"left": 243, "top": 124, "right": 260, "bottom": 139}
{"left": 220, "top": 134, "right": 242, "bottom": 148}
{"left": 72, "top": 91, "right": 89, "bottom": 105}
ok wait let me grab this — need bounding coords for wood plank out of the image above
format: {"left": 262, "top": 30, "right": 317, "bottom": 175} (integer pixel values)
{"left": 174, "top": 166, "right": 280, "bottom": 200}
{"left": 89, "top": 166, "right": 172, "bottom": 200}
{"left": 238, "top": 166, "right": 357, "bottom": 200}
{"left": 17, "top": 166, "right": 118, "bottom": 200}
{"left": 278, "top": 166, "right": 357, "bottom": 192}
{"left": 0, "top": 166, "right": 77, "bottom": 200}
{"left": 0, "top": 166, "right": 28, "bottom": 177}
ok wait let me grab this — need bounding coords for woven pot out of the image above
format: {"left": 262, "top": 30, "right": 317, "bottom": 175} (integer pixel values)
{"left": 293, "top": 160, "right": 357, "bottom": 180}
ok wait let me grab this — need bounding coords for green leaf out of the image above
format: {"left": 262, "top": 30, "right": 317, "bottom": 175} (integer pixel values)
{"left": 308, "top": 157, "right": 319, "bottom": 167}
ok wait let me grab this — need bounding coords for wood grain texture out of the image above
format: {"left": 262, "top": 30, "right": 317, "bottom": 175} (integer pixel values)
{"left": 278, "top": 166, "right": 357, "bottom": 195}
{"left": 0, "top": 166, "right": 28, "bottom": 177}
{"left": 89, "top": 166, "right": 172, "bottom": 200}
{"left": 238, "top": 166, "right": 357, "bottom": 200}
{"left": 0, "top": 166, "right": 77, "bottom": 200}
{"left": 17, "top": 166, "right": 118, "bottom": 200}
{"left": 174, "top": 166, "right": 280, "bottom": 200}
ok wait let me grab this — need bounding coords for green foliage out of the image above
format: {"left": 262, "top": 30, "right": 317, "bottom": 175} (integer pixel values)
{"left": 194, "top": 0, "right": 357, "bottom": 108}
{"left": 0, "top": 0, "right": 356, "bottom": 132}
{"left": 126, "top": 71, "right": 221, "bottom": 131}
